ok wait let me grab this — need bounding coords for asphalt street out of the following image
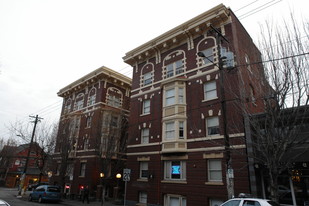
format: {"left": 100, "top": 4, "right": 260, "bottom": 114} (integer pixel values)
{"left": 0, "top": 187, "right": 119, "bottom": 206}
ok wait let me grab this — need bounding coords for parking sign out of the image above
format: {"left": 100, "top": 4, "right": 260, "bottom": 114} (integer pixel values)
{"left": 123, "top": 168, "right": 131, "bottom": 181}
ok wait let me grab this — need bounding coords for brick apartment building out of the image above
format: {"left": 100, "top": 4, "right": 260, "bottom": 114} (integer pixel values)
{"left": 51, "top": 66, "right": 131, "bottom": 199}
{"left": 123, "top": 4, "right": 268, "bottom": 206}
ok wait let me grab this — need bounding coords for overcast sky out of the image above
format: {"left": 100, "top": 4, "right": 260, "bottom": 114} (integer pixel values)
{"left": 0, "top": 0, "right": 308, "bottom": 140}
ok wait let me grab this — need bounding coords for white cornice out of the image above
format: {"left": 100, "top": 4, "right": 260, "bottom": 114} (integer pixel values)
{"left": 123, "top": 4, "right": 230, "bottom": 65}
{"left": 58, "top": 66, "right": 132, "bottom": 97}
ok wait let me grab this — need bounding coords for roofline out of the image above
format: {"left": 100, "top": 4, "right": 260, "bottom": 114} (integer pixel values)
{"left": 57, "top": 66, "right": 132, "bottom": 97}
{"left": 123, "top": 4, "right": 230, "bottom": 64}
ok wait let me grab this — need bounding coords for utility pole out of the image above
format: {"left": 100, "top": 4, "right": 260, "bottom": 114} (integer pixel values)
{"left": 198, "top": 25, "right": 234, "bottom": 199}
{"left": 211, "top": 25, "right": 234, "bottom": 199}
{"left": 18, "top": 115, "right": 43, "bottom": 196}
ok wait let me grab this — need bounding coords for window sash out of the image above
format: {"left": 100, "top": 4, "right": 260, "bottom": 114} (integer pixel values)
{"left": 208, "top": 159, "right": 222, "bottom": 181}
{"left": 164, "top": 161, "right": 186, "bottom": 180}
{"left": 107, "top": 95, "right": 121, "bottom": 107}
{"left": 165, "top": 122, "right": 175, "bottom": 140}
{"left": 207, "top": 117, "right": 219, "bottom": 135}
{"left": 140, "top": 162, "right": 148, "bottom": 178}
{"left": 179, "top": 121, "right": 184, "bottom": 139}
{"left": 166, "top": 195, "right": 187, "bottom": 206}
{"left": 88, "top": 95, "right": 96, "bottom": 106}
{"left": 175, "top": 60, "right": 184, "bottom": 75}
{"left": 201, "top": 48, "right": 214, "bottom": 64}
{"left": 80, "top": 163, "right": 86, "bottom": 177}
{"left": 166, "top": 60, "right": 184, "bottom": 78}
{"left": 143, "top": 72, "right": 152, "bottom": 86}
{"left": 204, "top": 82, "right": 217, "bottom": 100}
{"left": 141, "top": 128, "right": 149, "bottom": 144}
{"left": 165, "top": 89, "right": 175, "bottom": 106}
{"left": 143, "top": 100, "right": 150, "bottom": 114}
{"left": 139, "top": 192, "right": 147, "bottom": 203}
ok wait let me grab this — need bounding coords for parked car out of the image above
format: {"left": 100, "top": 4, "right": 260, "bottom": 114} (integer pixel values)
{"left": 28, "top": 185, "right": 61, "bottom": 203}
{"left": 220, "top": 197, "right": 279, "bottom": 206}
{"left": 27, "top": 182, "right": 49, "bottom": 191}
{"left": 0, "top": 199, "right": 10, "bottom": 206}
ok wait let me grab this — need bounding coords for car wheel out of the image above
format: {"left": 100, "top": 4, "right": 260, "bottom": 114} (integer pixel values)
{"left": 38, "top": 196, "right": 43, "bottom": 203}
{"left": 28, "top": 195, "right": 32, "bottom": 201}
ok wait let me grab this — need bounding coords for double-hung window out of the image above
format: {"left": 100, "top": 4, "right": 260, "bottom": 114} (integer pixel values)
{"left": 204, "top": 81, "right": 217, "bottom": 100}
{"left": 74, "top": 94, "right": 84, "bottom": 111}
{"left": 207, "top": 116, "right": 220, "bottom": 136}
{"left": 142, "top": 100, "right": 150, "bottom": 115}
{"left": 80, "top": 163, "right": 86, "bottom": 177}
{"left": 139, "top": 162, "right": 148, "bottom": 179}
{"left": 165, "top": 87, "right": 185, "bottom": 107}
{"left": 166, "top": 60, "right": 184, "bottom": 78}
{"left": 141, "top": 128, "right": 149, "bottom": 144}
{"left": 208, "top": 159, "right": 222, "bottom": 182}
{"left": 165, "top": 122, "right": 175, "bottom": 140}
{"left": 164, "top": 160, "right": 186, "bottom": 180}
{"left": 179, "top": 121, "right": 184, "bottom": 139}
{"left": 165, "top": 195, "right": 187, "bottom": 206}
{"left": 139, "top": 192, "right": 147, "bottom": 204}
{"left": 165, "top": 89, "right": 175, "bottom": 106}
{"left": 164, "top": 121, "right": 186, "bottom": 141}
{"left": 143, "top": 72, "right": 152, "bottom": 86}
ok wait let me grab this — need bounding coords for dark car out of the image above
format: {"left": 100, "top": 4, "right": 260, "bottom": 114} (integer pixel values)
{"left": 28, "top": 182, "right": 49, "bottom": 191}
{"left": 28, "top": 185, "right": 61, "bottom": 203}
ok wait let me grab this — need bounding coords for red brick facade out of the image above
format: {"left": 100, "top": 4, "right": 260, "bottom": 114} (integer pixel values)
{"left": 123, "top": 4, "right": 267, "bottom": 206}
{"left": 51, "top": 66, "right": 131, "bottom": 198}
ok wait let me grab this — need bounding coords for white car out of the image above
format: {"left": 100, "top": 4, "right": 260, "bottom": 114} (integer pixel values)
{"left": 220, "top": 198, "right": 279, "bottom": 206}
{"left": 0, "top": 199, "right": 10, "bottom": 206}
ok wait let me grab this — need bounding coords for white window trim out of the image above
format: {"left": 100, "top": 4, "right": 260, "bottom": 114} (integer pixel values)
{"left": 165, "top": 60, "right": 184, "bottom": 79}
{"left": 203, "top": 81, "right": 217, "bottom": 101}
{"left": 141, "top": 128, "right": 149, "bottom": 144}
{"left": 139, "top": 191, "right": 147, "bottom": 204}
{"left": 139, "top": 161, "right": 149, "bottom": 179}
{"left": 163, "top": 86, "right": 186, "bottom": 107}
{"left": 164, "top": 194, "right": 187, "bottom": 206}
{"left": 164, "top": 160, "right": 186, "bottom": 181}
{"left": 207, "top": 159, "right": 222, "bottom": 182}
{"left": 206, "top": 116, "right": 220, "bottom": 136}
{"left": 163, "top": 120, "right": 186, "bottom": 141}
{"left": 143, "top": 72, "right": 152, "bottom": 86}
{"left": 142, "top": 99, "right": 150, "bottom": 115}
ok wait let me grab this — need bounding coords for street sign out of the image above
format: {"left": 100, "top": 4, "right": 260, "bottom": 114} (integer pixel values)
{"left": 123, "top": 168, "right": 131, "bottom": 182}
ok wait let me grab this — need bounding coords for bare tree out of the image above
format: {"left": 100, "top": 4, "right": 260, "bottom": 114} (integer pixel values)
{"left": 94, "top": 110, "right": 128, "bottom": 203}
{"left": 243, "top": 14, "right": 309, "bottom": 202}
{"left": 54, "top": 114, "right": 80, "bottom": 190}
{"left": 7, "top": 119, "right": 58, "bottom": 183}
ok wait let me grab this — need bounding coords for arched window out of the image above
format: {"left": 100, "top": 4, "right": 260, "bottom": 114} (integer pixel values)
{"left": 106, "top": 87, "right": 123, "bottom": 108}
{"left": 64, "top": 98, "right": 72, "bottom": 114}
{"left": 87, "top": 88, "right": 96, "bottom": 106}
{"left": 162, "top": 50, "right": 186, "bottom": 79}
{"left": 74, "top": 93, "right": 84, "bottom": 111}
{"left": 140, "top": 63, "right": 154, "bottom": 87}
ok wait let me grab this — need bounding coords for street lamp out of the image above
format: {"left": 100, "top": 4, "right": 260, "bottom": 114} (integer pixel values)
{"left": 100, "top": 173, "right": 104, "bottom": 206}
{"left": 114, "top": 173, "right": 122, "bottom": 202}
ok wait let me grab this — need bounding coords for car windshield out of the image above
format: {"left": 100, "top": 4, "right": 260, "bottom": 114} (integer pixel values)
{"left": 47, "top": 187, "right": 60, "bottom": 192}
{"left": 267, "top": 201, "right": 280, "bottom": 206}
{"left": 222, "top": 200, "right": 241, "bottom": 206}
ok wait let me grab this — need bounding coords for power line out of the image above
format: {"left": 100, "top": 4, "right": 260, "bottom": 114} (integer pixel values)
{"left": 239, "top": 0, "right": 283, "bottom": 20}
{"left": 235, "top": 0, "right": 259, "bottom": 12}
